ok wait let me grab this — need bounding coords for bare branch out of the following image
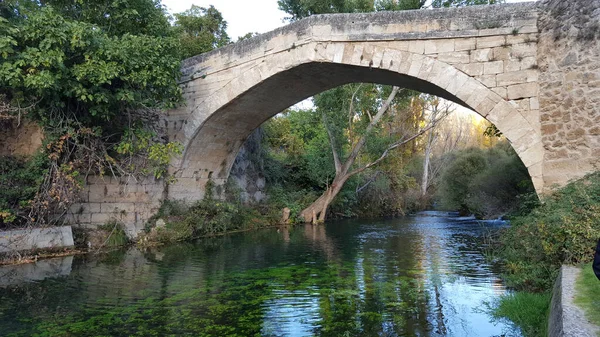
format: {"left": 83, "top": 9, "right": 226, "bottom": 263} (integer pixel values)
{"left": 322, "top": 113, "right": 342, "bottom": 174}
{"left": 356, "top": 171, "right": 381, "bottom": 194}
{"left": 343, "top": 86, "right": 401, "bottom": 171}
{"left": 348, "top": 110, "right": 449, "bottom": 177}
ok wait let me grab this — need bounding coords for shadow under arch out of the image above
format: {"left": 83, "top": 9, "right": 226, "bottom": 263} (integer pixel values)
{"left": 172, "top": 49, "right": 541, "bottom": 200}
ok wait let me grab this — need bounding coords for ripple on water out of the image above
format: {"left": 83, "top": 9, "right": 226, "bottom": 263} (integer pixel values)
{"left": 0, "top": 216, "right": 519, "bottom": 337}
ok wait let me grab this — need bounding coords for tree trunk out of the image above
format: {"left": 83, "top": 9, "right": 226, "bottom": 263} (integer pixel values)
{"left": 421, "top": 130, "right": 436, "bottom": 198}
{"left": 300, "top": 175, "right": 348, "bottom": 223}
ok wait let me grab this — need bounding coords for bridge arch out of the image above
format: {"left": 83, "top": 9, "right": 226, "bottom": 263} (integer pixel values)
{"left": 168, "top": 41, "right": 542, "bottom": 200}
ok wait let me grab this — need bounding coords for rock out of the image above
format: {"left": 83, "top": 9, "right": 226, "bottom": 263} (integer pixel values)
{"left": 155, "top": 219, "right": 166, "bottom": 229}
{"left": 281, "top": 207, "right": 291, "bottom": 224}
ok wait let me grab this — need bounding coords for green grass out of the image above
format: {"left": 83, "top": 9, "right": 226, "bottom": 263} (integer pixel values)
{"left": 574, "top": 263, "right": 600, "bottom": 335}
{"left": 490, "top": 291, "right": 551, "bottom": 337}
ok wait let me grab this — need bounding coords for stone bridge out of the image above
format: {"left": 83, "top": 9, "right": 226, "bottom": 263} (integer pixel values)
{"left": 70, "top": 0, "right": 600, "bottom": 236}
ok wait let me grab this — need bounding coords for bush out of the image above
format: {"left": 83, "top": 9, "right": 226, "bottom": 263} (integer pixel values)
{"left": 436, "top": 142, "right": 536, "bottom": 218}
{"left": 0, "top": 154, "right": 48, "bottom": 228}
{"left": 145, "top": 192, "right": 277, "bottom": 244}
{"left": 499, "top": 171, "right": 600, "bottom": 292}
{"left": 98, "top": 221, "right": 130, "bottom": 248}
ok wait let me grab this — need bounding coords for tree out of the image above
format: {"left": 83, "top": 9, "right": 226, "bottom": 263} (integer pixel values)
{"left": 173, "top": 5, "right": 230, "bottom": 60}
{"left": 278, "top": 0, "right": 425, "bottom": 21}
{"left": 419, "top": 97, "right": 454, "bottom": 199}
{"left": 299, "top": 86, "right": 448, "bottom": 223}
{"left": 0, "top": 0, "right": 183, "bottom": 225}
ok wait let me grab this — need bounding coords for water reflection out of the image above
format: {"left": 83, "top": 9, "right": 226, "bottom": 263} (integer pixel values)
{"left": 0, "top": 214, "right": 518, "bottom": 336}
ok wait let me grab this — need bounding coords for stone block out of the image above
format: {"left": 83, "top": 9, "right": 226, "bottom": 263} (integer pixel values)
{"left": 492, "top": 87, "right": 508, "bottom": 99}
{"left": 530, "top": 97, "right": 540, "bottom": 110}
{"left": 424, "top": 39, "right": 454, "bottom": 54}
{"left": 492, "top": 46, "right": 511, "bottom": 61}
{"left": 454, "top": 38, "right": 476, "bottom": 51}
{"left": 511, "top": 43, "right": 537, "bottom": 58}
{"left": 436, "top": 51, "right": 470, "bottom": 64}
{"left": 417, "top": 57, "right": 436, "bottom": 80}
{"left": 503, "top": 60, "right": 522, "bottom": 73}
{"left": 484, "top": 61, "right": 504, "bottom": 75}
{"left": 470, "top": 48, "right": 492, "bottom": 62}
{"left": 445, "top": 72, "right": 470, "bottom": 95}
{"left": 91, "top": 213, "right": 113, "bottom": 225}
{"left": 408, "top": 40, "right": 425, "bottom": 54}
{"left": 407, "top": 54, "right": 425, "bottom": 77}
{"left": 0, "top": 227, "right": 74, "bottom": 254}
{"left": 476, "top": 74, "right": 496, "bottom": 88}
{"left": 477, "top": 36, "right": 506, "bottom": 49}
{"left": 507, "top": 82, "right": 539, "bottom": 100}
{"left": 496, "top": 70, "right": 536, "bottom": 86}
{"left": 455, "top": 63, "right": 484, "bottom": 76}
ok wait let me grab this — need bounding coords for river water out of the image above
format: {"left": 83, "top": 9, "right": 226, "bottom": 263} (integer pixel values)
{"left": 0, "top": 213, "right": 519, "bottom": 336}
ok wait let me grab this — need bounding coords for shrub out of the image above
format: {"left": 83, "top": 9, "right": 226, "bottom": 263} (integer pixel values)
{"left": 498, "top": 171, "right": 600, "bottom": 292}
{"left": 0, "top": 154, "right": 48, "bottom": 228}
{"left": 436, "top": 142, "right": 536, "bottom": 218}
{"left": 98, "top": 221, "right": 130, "bottom": 248}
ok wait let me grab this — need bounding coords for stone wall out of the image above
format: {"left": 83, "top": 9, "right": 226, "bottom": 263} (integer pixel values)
{"left": 548, "top": 266, "right": 600, "bottom": 337}
{"left": 0, "top": 120, "right": 43, "bottom": 157}
{"left": 0, "top": 226, "right": 74, "bottom": 254}
{"left": 537, "top": 0, "right": 600, "bottom": 188}
{"left": 228, "top": 129, "right": 267, "bottom": 204}
{"left": 67, "top": 176, "right": 165, "bottom": 238}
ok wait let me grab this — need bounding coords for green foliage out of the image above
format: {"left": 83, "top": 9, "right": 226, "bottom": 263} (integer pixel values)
{"left": 0, "top": 154, "right": 48, "bottom": 227}
{"left": 173, "top": 5, "right": 230, "bottom": 60}
{"left": 490, "top": 291, "right": 550, "bottom": 337}
{"left": 99, "top": 221, "right": 130, "bottom": 247}
{"left": 147, "top": 193, "right": 277, "bottom": 244}
{"left": 437, "top": 142, "right": 536, "bottom": 218}
{"left": 116, "top": 128, "right": 184, "bottom": 178}
{"left": 498, "top": 171, "right": 600, "bottom": 292}
{"left": 574, "top": 263, "right": 600, "bottom": 329}
{"left": 0, "top": 3, "right": 182, "bottom": 124}
{"left": 278, "top": 0, "right": 425, "bottom": 21}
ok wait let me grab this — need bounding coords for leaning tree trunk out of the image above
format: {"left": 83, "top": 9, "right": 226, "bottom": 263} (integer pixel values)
{"left": 300, "top": 175, "right": 349, "bottom": 224}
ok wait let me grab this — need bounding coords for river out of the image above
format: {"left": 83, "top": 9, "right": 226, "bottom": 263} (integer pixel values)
{"left": 0, "top": 213, "right": 519, "bottom": 336}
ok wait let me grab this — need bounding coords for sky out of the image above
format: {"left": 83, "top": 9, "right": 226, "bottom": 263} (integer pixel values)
{"left": 161, "top": 0, "right": 536, "bottom": 40}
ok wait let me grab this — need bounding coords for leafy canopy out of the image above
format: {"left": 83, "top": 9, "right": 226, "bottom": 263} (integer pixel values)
{"left": 174, "top": 5, "right": 230, "bottom": 60}
{"left": 0, "top": 0, "right": 182, "bottom": 128}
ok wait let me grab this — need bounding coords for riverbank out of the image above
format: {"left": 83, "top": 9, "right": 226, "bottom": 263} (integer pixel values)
{"left": 490, "top": 171, "right": 600, "bottom": 337}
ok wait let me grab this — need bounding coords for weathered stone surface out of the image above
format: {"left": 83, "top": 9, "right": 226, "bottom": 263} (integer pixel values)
{"left": 0, "top": 120, "right": 43, "bottom": 157}
{"left": 548, "top": 266, "right": 600, "bottom": 337}
{"left": 0, "top": 227, "right": 74, "bottom": 254}
{"left": 537, "top": 0, "right": 600, "bottom": 191}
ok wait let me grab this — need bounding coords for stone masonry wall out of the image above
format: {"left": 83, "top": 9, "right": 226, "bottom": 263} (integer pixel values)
{"left": 67, "top": 176, "right": 165, "bottom": 238}
{"left": 537, "top": 0, "right": 600, "bottom": 187}
{"left": 228, "top": 128, "right": 267, "bottom": 204}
